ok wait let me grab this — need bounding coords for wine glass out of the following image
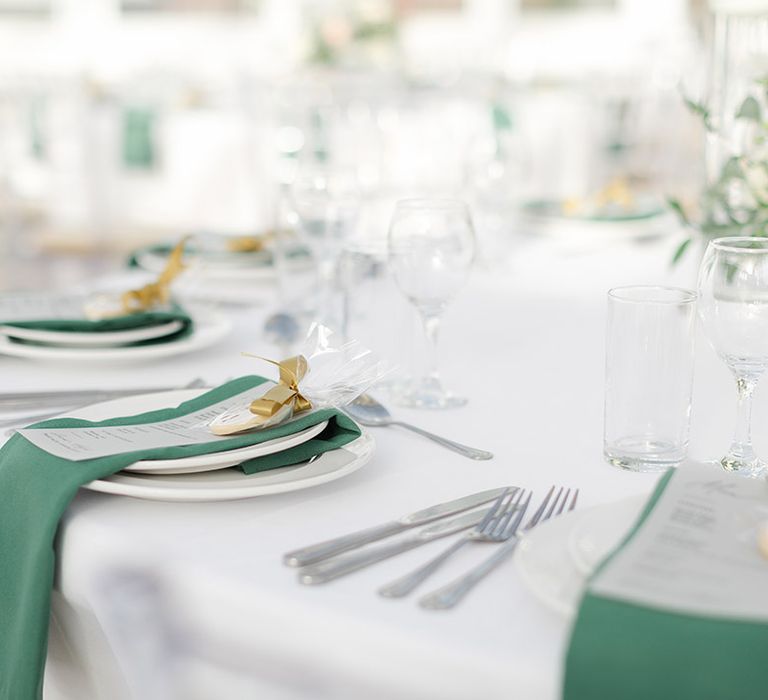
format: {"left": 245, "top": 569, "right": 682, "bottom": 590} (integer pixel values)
{"left": 698, "top": 236, "right": 768, "bottom": 478}
{"left": 387, "top": 199, "right": 476, "bottom": 409}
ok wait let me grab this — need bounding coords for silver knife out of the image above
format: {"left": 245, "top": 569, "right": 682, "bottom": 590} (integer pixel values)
{"left": 0, "top": 385, "right": 188, "bottom": 410}
{"left": 298, "top": 508, "right": 493, "bottom": 585}
{"left": 283, "top": 486, "right": 515, "bottom": 568}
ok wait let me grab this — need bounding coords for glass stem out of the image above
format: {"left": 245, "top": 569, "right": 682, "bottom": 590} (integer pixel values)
{"left": 419, "top": 307, "right": 444, "bottom": 390}
{"left": 726, "top": 375, "right": 759, "bottom": 468}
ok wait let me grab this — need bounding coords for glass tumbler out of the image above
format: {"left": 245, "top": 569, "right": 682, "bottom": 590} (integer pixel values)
{"left": 603, "top": 286, "right": 697, "bottom": 472}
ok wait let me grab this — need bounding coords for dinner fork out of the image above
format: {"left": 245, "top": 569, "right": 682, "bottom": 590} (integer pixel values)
{"left": 379, "top": 488, "right": 531, "bottom": 598}
{"left": 419, "top": 486, "right": 579, "bottom": 610}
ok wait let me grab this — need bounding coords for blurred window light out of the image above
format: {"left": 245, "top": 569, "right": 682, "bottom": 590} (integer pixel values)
{"left": 521, "top": 0, "right": 616, "bottom": 8}
{"left": 120, "top": 0, "right": 261, "bottom": 12}
{"left": 0, "top": 0, "right": 49, "bottom": 15}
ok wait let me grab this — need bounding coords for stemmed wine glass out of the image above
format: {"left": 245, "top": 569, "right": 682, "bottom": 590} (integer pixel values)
{"left": 698, "top": 237, "right": 768, "bottom": 478}
{"left": 387, "top": 199, "right": 476, "bottom": 409}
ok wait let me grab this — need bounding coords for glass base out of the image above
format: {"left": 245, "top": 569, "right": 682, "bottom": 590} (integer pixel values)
{"left": 719, "top": 455, "right": 768, "bottom": 479}
{"left": 391, "top": 379, "right": 467, "bottom": 409}
{"left": 604, "top": 437, "right": 685, "bottom": 473}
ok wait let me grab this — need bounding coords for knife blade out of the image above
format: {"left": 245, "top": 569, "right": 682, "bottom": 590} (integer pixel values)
{"left": 298, "top": 507, "right": 494, "bottom": 585}
{"left": 283, "top": 486, "right": 515, "bottom": 568}
{"left": 0, "top": 385, "right": 191, "bottom": 411}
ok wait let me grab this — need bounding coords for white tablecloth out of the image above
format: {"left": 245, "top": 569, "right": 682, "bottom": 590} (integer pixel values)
{"left": 3, "top": 234, "right": 756, "bottom": 700}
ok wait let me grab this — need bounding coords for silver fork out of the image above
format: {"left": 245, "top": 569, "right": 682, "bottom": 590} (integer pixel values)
{"left": 419, "top": 486, "right": 579, "bottom": 610}
{"left": 379, "top": 488, "right": 531, "bottom": 598}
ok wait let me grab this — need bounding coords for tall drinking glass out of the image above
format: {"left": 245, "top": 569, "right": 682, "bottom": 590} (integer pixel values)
{"left": 604, "top": 286, "right": 697, "bottom": 472}
{"left": 387, "top": 199, "right": 476, "bottom": 409}
{"left": 698, "top": 237, "right": 768, "bottom": 478}
{"left": 290, "top": 161, "right": 359, "bottom": 335}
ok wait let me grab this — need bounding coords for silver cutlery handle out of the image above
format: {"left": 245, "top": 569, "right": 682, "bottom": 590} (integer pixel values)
{"left": 283, "top": 521, "right": 405, "bottom": 568}
{"left": 299, "top": 537, "right": 424, "bottom": 585}
{"left": 391, "top": 422, "right": 493, "bottom": 461}
{"left": 419, "top": 537, "right": 520, "bottom": 610}
{"left": 378, "top": 537, "right": 468, "bottom": 598}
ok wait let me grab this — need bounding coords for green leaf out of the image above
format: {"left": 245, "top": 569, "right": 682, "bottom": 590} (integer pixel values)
{"left": 721, "top": 155, "right": 742, "bottom": 180}
{"left": 492, "top": 103, "right": 513, "bottom": 132}
{"left": 667, "top": 197, "right": 690, "bottom": 226}
{"left": 737, "top": 95, "right": 761, "bottom": 121}
{"left": 671, "top": 237, "right": 692, "bottom": 265}
{"left": 683, "top": 95, "right": 713, "bottom": 131}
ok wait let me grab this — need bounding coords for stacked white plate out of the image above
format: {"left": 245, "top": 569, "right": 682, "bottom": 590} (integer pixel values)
{"left": 69, "top": 389, "right": 374, "bottom": 502}
{"left": 132, "top": 240, "right": 313, "bottom": 305}
{"left": 0, "top": 292, "right": 232, "bottom": 363}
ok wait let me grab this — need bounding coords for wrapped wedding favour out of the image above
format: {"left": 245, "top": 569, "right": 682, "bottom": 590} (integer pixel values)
{"left": 209, "top": 324, "right": 391, "bottom": 435}
{"left": 84, "top": 237, "right": 188, "bottom": 319}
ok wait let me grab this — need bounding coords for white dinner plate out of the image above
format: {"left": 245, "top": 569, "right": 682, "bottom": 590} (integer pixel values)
{"left": 0, "top": 314, "right": 231, "bottom": 363}
{"left": 66, "top": 389, "right": 330, "bottom": 474}
{"left": 60, "top": 387, "right": 373, "bottom": 500}
{"left": 513, "top": 495, "right": 646, "bottom": 618}
{"left": 83, "top": 433, "right": 373, "bottom": 501}
{"left": 0, "top": 320, "right": 184, "bottom": 348}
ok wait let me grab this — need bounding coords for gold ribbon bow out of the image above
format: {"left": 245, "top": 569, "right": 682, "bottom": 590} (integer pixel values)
{"left": 226, "top": 231, "right": 274, "bottom": 254}
{"left": 122, "top": 237, "right": 188, "bottom": 314}
{"left": 245, "top": 354, "right": 312, "bottom": 422}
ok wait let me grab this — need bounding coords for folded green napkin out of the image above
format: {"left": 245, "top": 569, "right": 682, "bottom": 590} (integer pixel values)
{"left": 127, "top": 242, "right": 272, "bottom": 268}
{"left": 2, "top": 304, "right": 193, "bottom": 345}
{"left": 563, "top": 468, "right": 768, "bottom": 700}
{"left": 126, "top": 241, "right": 309, "bottom": 269}
{"left": 0, "top": 376, "right": 360, "bottom": 700}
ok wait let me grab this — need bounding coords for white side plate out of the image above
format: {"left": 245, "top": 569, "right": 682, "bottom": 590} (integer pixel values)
{"left": 0, "top": 314, "right": 231, "bottom": 363}
{"left": 0, "top": 320, "right": 184, "bottom": 348}
{"left": 513, "top": 496, "right": 646, "bottom": 618}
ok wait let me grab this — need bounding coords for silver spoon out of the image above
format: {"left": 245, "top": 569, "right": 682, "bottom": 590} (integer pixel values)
{"left": 346, "top": 394, "right": 493, "bottom": 461}
{"left": 263, "top": 311, "right": 302, "bottom": 357}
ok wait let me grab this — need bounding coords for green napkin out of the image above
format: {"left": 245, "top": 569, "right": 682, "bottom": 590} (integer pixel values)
{"left": 126, "top": 241, "right": 310, "bottom": 269}
{"left": 0, "top": 376, "right": 360, "bottom": 700}
{"left": 127, "top": 242, "right": 272, "bottom": 268}
{"left": 2, "top": 304, "right": 194, "bottom": 345}
{"left": 563, "top": 468, "right": 768, "bottom": 700}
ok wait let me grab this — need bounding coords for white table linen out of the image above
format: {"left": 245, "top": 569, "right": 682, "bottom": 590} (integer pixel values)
{"left": 1, "top": 234, "right": 752, "bottom": 700}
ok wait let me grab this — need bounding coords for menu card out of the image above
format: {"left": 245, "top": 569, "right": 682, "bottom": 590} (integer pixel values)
{"left": 591, "top": 462, "right": 768, "bottom": 621}
{"left": 18, "top": 382, "right": 294, "bottom": 460}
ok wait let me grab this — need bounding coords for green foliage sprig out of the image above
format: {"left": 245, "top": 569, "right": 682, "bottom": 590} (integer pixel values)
{"left": 670, "top": 80, "right": 768, "bottom": 263}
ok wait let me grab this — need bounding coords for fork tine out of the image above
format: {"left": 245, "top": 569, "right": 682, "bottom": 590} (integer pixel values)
{"left": 476, "top": 487, "right": 512, "bottom": 533}
{"left": 490, "top": 488, "right": 525, "bottom": 537}
{"left": 543, "top": 487, "right": 564, "bottom": 522}
{"left": 523, "top": 485, "right": 554, "bottom": 530}
{"left": 555, "top": 488, "right": 571, "bottom": 516}
{"left": 569, "top": 489, "right": 579, "bottom": 511}
{"left": 503, "top": 491, "right": 531, "bottom": 537}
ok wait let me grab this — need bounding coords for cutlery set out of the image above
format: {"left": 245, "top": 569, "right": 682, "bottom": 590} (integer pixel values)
{"left": 285, "top": 485, "right": 579, "bottom": 609}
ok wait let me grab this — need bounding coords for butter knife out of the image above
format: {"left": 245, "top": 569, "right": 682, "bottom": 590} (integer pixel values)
{"left": 298, "top": 508, "right": 493, "bottom": 585}
{"left": 283, "top": 486, "right": 515, "bottom": 568}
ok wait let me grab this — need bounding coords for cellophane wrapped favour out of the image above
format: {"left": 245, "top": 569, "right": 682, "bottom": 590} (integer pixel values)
{"left": 209, "top": 324, "right": 391, "bottom": 435}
